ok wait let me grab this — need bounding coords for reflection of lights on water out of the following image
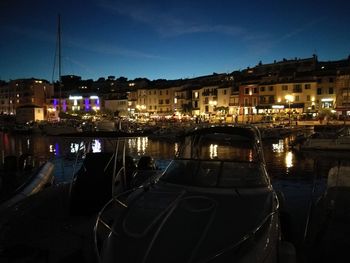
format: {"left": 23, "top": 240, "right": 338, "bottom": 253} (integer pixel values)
{"left": 174, "top": 143, "right": 179, "bottom": 155}
{"left": 92, "top": 139, "right": 101, "bottom": 153}
{"left": 137, "top": 137, "right": 148, "bottom": 155}
{"left": 70, "top": 143, "right": 80, "bottom": 153}
{"left": 49, "top": 144, "right": 55, "bottom": 153}
{"left": 272, "top": 140, "right": 284, "bottom": 153}
{"left": 55, "top": 143, "right": 59, "bottom": 156}
{"left": 248, "top": 150, "right": 253, "bottom": 162}
{"left": 209, "top": 144, "right": 218, "bottom": 159}
{"left": 70, "top": 142, "right": 85, "bottom": 154}
{"left": 49, "top": 143, "right": 60, "bottom": 155}
{"left": 128, "top": 137, "right": 148, "bottom": 155}
{"left": 26, "top": 139, "right": 30, "bottom": 149}
{"left": 285, "top": 151, "right": 293, "bottom": 168}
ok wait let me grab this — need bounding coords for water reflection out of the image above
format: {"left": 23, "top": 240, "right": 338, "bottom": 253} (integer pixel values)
{"left": 49, "top": 144, "right": 55, "bottom": 154}
{"left": 209, "top": 144, "right": 218, "bottom": 159}
{"left": 128, "top": 137, "right": 148, "bottom": 156}
{"left": 174, "top": 142, "right": 179, "bottom": 155}
{"left": 285, "top": 151, "right": 293, "bottom": 169}
{"left": 26, "top": 138, "right": 30, "bottom": 150}
{"left": 272, "top": 139, "right": 284, "bottom": 153}
{"left": 70, "top": 143, "right": 83, "bottom": 154}
{"left": 92, "top": 139, "right": 102, "bottom": 153}
{"left": 0, "top": 132, "right": 344, "bottom": 181}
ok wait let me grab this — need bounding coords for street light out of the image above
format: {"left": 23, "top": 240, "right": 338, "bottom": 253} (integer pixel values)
{"left": 209, "top": 100, "right": 217, "bottom": 122}
{"left": 285, "top": 95, "right": 294, "bottom": 126}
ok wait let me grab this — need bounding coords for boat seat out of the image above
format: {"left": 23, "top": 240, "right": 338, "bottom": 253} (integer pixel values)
{"left": 69, "top": 152, "right": 115, "bottom": 216}
{"left": 137, "top": 156, "right": 156, "bottom": 170}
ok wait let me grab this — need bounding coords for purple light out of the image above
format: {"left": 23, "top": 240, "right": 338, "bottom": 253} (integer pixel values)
{"left": 96, "top": 99, "right": 100, "bottom": 106}
{"left": 84, "top": 98, "right": 90, "bottom": 111}
{"left": 53, "top": 99, "right": 58, "bottom": 106}
{"left": 55, "top": 143, "right": 59, "bottom": 156}
{"left": 63, "top": 100, "right": 67, "bottom": 111}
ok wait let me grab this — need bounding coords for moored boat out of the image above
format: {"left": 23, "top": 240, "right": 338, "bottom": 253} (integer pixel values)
{"left": 304, "top": 163, "right": 350, "bottom": 262}
{"left": 300, "top": 126, "right": 350, "bottom": 151}
{"left": 0, "top": 139, "right": 159, "bottom": 262}
{"left": 94, "top": 125, "right": 296, "bottom": 263}
{"left": 0, "top": 154, "right": 54, "bottom": 212}
{"left": 41, "top": 121, "right": 83, "bottom": 136}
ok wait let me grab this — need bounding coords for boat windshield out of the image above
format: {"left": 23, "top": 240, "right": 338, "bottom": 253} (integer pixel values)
{"left": 177, "top": 130, "right": 259, "bottom": 162}
{"left": 160, "top": 160, "right": 268, "bottom": 188}
{"left": 160, "top": 128, "right": 269, "bottom": 188}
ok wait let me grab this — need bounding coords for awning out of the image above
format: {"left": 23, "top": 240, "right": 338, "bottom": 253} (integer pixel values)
{"left": 256, "top": 103, "right": 304, "bottom": 110}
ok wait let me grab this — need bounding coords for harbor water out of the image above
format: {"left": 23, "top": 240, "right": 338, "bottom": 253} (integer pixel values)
{"left": 0, "top": 130, "right": 348, "bottom": 262}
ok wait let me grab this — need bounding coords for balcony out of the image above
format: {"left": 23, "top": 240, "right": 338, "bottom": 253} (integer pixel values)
{"left": 292, "top": 87, "right": 302, "bottom": 93}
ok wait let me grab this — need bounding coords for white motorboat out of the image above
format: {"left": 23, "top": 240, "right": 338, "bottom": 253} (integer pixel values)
{"left": 300, "top": 126, "right": 350, "bottom": 151}
{"left": 94, "top": 125, "right": 296, "bottom": 263}
{"left": 0, "top": 154, "right": 54, "bottom": 212}
{"left": 304, "top": 163, "right": 350, "bottom": 263}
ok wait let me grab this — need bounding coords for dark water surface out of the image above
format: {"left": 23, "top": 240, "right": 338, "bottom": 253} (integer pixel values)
{"left": 1, "top": 131, "right": 348, "bottom": 262}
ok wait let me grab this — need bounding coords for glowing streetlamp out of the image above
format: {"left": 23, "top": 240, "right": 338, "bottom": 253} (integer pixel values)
{"left": 285, "top": 95, "right": 294, "bottom": 126}
{"left": 209, "top": 100, "right": 217, "bottom": 108}
{"left": 208, "top": 100, "right": 217, "bottom": 122}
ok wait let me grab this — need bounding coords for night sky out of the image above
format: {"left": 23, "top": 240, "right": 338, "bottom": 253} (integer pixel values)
{"left": 1, "top": 0, "right": 349, "bottom": 82}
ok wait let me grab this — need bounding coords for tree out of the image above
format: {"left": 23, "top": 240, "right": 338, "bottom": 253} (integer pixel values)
{"left": 117, "top": 76, "right": 128, "bottom": 82}
{"left": 318, "top": 108, "right": 336, "bottom": 124}
{"left": 215, "top": 106, "right": 229, "bottom": 115}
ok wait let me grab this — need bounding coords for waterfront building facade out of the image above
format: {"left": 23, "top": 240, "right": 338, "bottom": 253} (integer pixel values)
{"left": 335, "top": 70, "right": 350, "bottom": 117}
{"left": 174, "top": 86, "right": 192, "bottom": 116}
{"left": 46, "top": 94, "right": 101, "bottom": 121}
{"left": 239, "top": 84, "right": 258, "bottom": 122}
{"left": 156, "top": 87, "right": 176, "bottom": 115}
{"left": 0, "top": 79, "right": 53, "bottom": 116}
{"left": 4, "top": 55, "right": 350, "bottom": 123}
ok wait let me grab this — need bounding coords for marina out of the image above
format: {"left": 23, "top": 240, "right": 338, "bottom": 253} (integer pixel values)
{"left": 2, "top": 0, "right": 350, "bottom": 261}
{"left": 0, "top": 125, "right": 349, "bottom": 262}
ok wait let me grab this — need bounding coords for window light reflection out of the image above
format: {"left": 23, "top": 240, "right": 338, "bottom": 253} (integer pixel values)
{"left": 49, "top": 144, "right": 55, "bottom": 154}
{"left": 272, "top": 140, "right": 284, "bottom": 153}
{"left": 70, "top": 143, "right": 81, "bottom": 154}
{"left": 128, "top": 137, "right": 148, "bottom": 156}
{"left": 209, "top": 144, "right": 218, "bottom": 159}
{"left": 174, "top": 142, "right": 179, "bottom": 155}
{"left": 285, "top": 151, "right": 293, "bottom": 169}
{"left": 92, "top": 139, "right": 101, "bottom": 153}
{"left": 248, "top": 150, "right": 253, "bottom": 162}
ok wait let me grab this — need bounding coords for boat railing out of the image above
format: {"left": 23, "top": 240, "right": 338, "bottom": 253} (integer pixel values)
{"left": 111, "top": 138, "right": 130, "bottom": 196}
{"left": 92, "top": 188, "right": 280, "bottom": 263}
{"left": 93, "top": 187, "right": 143, "bottom": 263}
{"left": 68, "top": 140, "right": 91, "bottom": 198}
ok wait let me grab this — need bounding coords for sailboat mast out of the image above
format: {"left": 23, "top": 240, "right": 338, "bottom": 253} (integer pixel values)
{"left": 58, "top": 14, "right": 62, "bottom": 112}
{"left": 58, "top": 14, "right": 62, "bottom": 82}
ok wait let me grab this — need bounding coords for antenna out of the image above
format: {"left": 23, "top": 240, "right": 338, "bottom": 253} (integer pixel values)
{"left": 51, "top": 14, "right": 62, "bottom": 114}
{"left": 58, "top": 14, "right": 62, "bottom": 84}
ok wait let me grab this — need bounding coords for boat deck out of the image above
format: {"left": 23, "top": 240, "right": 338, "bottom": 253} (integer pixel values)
{"left": 0, "top": 183, "right": 97, "bottom": 263}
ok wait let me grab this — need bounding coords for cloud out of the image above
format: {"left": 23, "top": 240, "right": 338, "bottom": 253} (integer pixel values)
{"left": 155, "top": 22, "right": 244, "bottom": 38}
{"left": 277, "top": 18, "right": 325, "bottom": 43}
{"left": 96, "top": 0, "right": 245, "bottom": 38}
{"left": 245, "top": 18, "right": 325, "bottom": 56}
{"left": 65, "top": 35, "right": 165, "bottom": 59}
{"left": 1, "top": 24, "right": 163, "bottom": 60}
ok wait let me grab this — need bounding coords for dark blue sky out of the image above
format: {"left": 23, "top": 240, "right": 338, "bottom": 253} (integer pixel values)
{"left": 1, "top": 0, "right": 349, "bottom": 82}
